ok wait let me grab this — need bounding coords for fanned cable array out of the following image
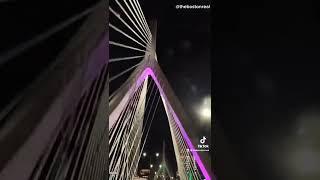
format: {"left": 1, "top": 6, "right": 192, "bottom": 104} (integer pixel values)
{"left": 108, "top": 1, "right": 159, "bottom": 179}
{"left": 108, "top": 0, "right": 212, "bottom": 179}
{"left": 109, "top": 77, "right": 161, "bottom": 180}
{"left": 109, "top": 0, "right": 152, "bottom": 97}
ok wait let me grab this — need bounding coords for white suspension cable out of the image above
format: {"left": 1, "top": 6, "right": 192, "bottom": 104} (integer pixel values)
{"left": 127, "top": 92, "right": 160, "bottom": 176}
{"left": 109, "top": 7, "right": 150, "bottom": 46}
{"left": 118, "top": 82, "right": 158, "bottom": 179}
{"left": 109, "top": 87, "right": 142, "bottom": 170}
{"left": 130, "top": 0, "right": 152, "bottom": 38}
{"left": 114, "top": 0, "right": 151, "bottom": 44}
{"left": 130, "top": 96, "right": 161, "bottom": 178}
{"left": 133, "top": 0, "right": 152, "bottom": 36}
{"left": 109, "top": 61, "right": 141, "bottom": 82}
{"left": 109, "top": 23, "right": 149, "bottom": 49}
{"left": 119, "top": 87, "right": 158, "bottom": 179}
{"left": 109, "top": 55, "right": 144, "bottom": 63}
{"left": 109, "top": 91, "right": 140, "bottom": 171}
{"left": 109, "top": 81, "right": 149, "bottom": 176}
{"left": 118, "top": 87, "right": 143, "bottom": 179}
{"left": 109, "top": 88, "right": 139, "bottom": 144}
{"left": 109, "top": 81, "right": 147, "bottom": 146}
{"left": 114, "top": 81, "right": 157, "bottom": 179}
{"left": 109, "top": 41, "right": 146, "bottom": 52}
{"left": 123, "top": 0, "right": 151, "bottom": 41}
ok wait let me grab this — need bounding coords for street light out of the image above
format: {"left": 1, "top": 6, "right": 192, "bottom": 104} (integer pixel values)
{"left": 159, "top": 164, "right": 162, "bottom": 168}
{"left": 143, "top": 152, "right": 147, "bottom": 157}
{"left": 150, "top": 164, "right": 153, "bottom": 168}
{"left": 155, "top": 152, "right": 159, "bottom": 157}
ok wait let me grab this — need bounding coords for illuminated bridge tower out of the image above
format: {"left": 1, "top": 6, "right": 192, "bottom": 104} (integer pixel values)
{"left": 108, "top": 1, "right": 213, "bottom": 177}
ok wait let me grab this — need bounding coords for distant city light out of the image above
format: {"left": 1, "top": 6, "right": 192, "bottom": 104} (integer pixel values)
{"left": 143, "top": 152, "right": 147, "bottom": 157}
{"left": 155, "top": 152, "right": 159, "bottom": 157}
{"left": 159, "top": 164, "right": 162, "bottom": 168}
{"left": 150, "top": 164, "right": 153, "bottom": 168}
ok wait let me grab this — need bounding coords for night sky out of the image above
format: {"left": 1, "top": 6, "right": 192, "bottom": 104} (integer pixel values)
{"left": 138, "top": 0, "right": 211, "bottom": 177}
{"left": 214, "top": 0, "right": 320, "bottom": 179}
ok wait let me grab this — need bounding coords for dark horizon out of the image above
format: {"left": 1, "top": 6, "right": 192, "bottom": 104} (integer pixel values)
{"left": 214, "top": 0, "right": 320, "bottom": 179}
{"left": 136, "top": 0, "right": 212, "bottom": 178}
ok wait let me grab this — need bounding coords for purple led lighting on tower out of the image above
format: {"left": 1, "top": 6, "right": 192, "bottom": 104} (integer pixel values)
{"left": 134, "top": 67, "right": 212, "bottom": 180}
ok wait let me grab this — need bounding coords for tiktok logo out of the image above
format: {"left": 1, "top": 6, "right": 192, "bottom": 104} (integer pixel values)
{"left": 200, "top": 136, "right": 206, "bottom": 144}
{"left": 197, "top": 136, "right": 209, "bottom": 151}
{"left": 188, "top": 136, "right": 210, "bottom": 152}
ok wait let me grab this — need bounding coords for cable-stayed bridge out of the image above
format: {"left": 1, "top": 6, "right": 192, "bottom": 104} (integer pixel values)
{"left": 108, "top": 0, "right": 212, "bottom": 179}
{"left": 0, "top": 0, "right": 213, "bottom": 180}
